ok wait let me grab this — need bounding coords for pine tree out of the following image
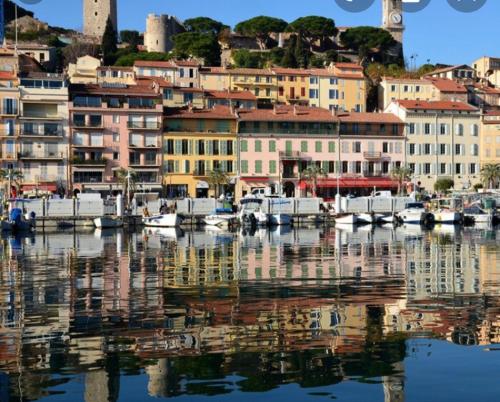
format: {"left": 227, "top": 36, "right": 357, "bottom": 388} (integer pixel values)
{"left": 281, "top": 35, "right": 298, "bottom": 68}
{"left": 294, "top": 35, "right": 309, "bottom": 68}
{"left": 101, "top": 16, "right": 117, "bottom": 65}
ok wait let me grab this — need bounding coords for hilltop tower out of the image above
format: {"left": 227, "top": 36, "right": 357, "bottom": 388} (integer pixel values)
{"left": 144, "top": 14, "right": 185, "bottom": 53}
{"left": 382, "top": 0, "right": 404, "bottom": 56}
{"left": 83, "top": 0, "right": 117, "bottom": 39}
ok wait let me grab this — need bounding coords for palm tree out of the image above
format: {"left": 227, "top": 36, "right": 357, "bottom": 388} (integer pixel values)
{"left": 481, "top": 163, "right": 500, "bottom": 189}
{"left": 206, "top": 169, "right": 229, "bottom": 198}
{"left": 301, "top": 165, "right": 327, "bottom": 197}
{"left": 0, "top": 169, "right": 23, "bottom": 199}
{"left": 115, "top": 168, "right": 138, "bottom": 203}
{"left": 390, "top": 166, "right": 412, "bottom": 196}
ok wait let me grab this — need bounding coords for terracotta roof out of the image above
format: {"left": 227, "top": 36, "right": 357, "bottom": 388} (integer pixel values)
{"left": 133, "top": 60, "right": 176, "bottom": 68}
{"left": 426, "top": 64, "right": 473, "bottom": 76}
{"left": 307, "top": 68, "right": 336, "bottom": 77}
{"left": 135, "top": 77, "right": 174, "bottom": 88}
{"left": 272, "top": 67, "right": 310, "bottom": 76}
{"left": 0, "top": 71, "right": 16, "bottom": 80}
{"left": 165, "top": 105, "right": 237, "bottom": 120}
{"left": 238, "top": 105, "right": 337, "bottom": 122}
{"left": 229, "top": 68, "right": 274, "bottom": 76}
{"left": 69, "top": 83, "right": 160, "bottom": 97}
{"left": 427, "top": 78, "right": 467, "bottom": 93}
{"left": 174, "top": 60, "right": 200, "bottom": 67}
{"left": 97, "top": 66, "right": 134, "bottom": 71}
{"left": 200, "top": 67, "right": 228, "bottom": 75}
{"left": 396, "top": 100, "right": 478, "bottom": 112}
{"left": 338, "top": 112, "right": 403, "bottom": 124}
{"left": 335, "top": 73, "right": 364, "bottom": 79}
{"left": 205, "top": 90, "right": 257, "bottom": 101}
{"left": 335, "top": 62, "right": 363, "bottom": 70}
{"left": 383, "top": 77, "right": 431, "bottom": 84}
{"left": 474, "top": 85, "right": 500, "bottom": 95}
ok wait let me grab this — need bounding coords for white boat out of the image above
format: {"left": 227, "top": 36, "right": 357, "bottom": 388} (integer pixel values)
{"left": 335, "top": 214, "right": 358, "bottom": 225}
{"left": 238, "top": 198, "right": 269, "bottom": 227}
{"left": 268, "top": 213, "right": 292, "bottom": 226}
{"left": 379, "top": 214, "right": 395, "bottom": 224}
{"left": 94, "top": 216, "right": 123, "bottom": 229}
{"left": 143, "top": 213, "right": 182, "bottom": 228}
{"left": 357, "top": 213, "right": 384, "bottom": 224}
{"left": 432, "top": 210, "right": 462, "bottom": 224}
{"left": 430, "top": 198, "right": 463, "bottom": 224}
{"left": 396, "top": 202, "right": 433, "bottom": 224}
{"left": 203, "top": 208, "right": 237, "bottom": 228}
{"left": 463, "top": 205, "right": 494, "bottom": 225}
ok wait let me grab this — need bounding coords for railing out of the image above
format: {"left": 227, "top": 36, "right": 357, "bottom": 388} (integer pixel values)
{"left": 0, "top": 153, "right": 17, "bottom": 160}
{"left": 19, "top": 151, "right": 64, "bottom": 159}
{"left": 144, "top": 159, "right": 160, "bottom": 166}
{"left": 129, "top": 142, "right": 160, "bottom": 148}
{"left": 72, "top": 157, "right": 107, "bottom": 166}
{"left": 20, "top": 113, "right": 63, "bottom": 120}
{"left": 20, "top": 129, "right": 63, "bottom": 137}
{"left": 280, "top": 151, "right": 305, "bottom": 160}
{"left": 0, "top": 129, "right": 17, "bottom": 137}
{"left": 127, "top": 121, "right": 161, "bottom": 129}
{"left": 71, "top": 120, "right": 103, "bottom": 128}
{"left": 362, "top": 170, "right": 385, "bottom": 177}
{"left": 239, "top": 128, "right": 335, "bottom": 135}
{"left": 363, "top": 151, "right": 382, "bottom": 159}
{"left": 283, "top": 172, "right": 298, "bottom": 179}
{"left": 193, "top": 169, "right": 206, "bottom": 176}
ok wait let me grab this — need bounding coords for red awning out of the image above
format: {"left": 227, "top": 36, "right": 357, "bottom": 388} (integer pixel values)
{"left": 21, "top": 184, "right": 58, "bottom": 192}
{"left": 241, "top": 177, "right": 271, "bottom": 183}
{"left": 299, "top": 178, "right": 399, "bottom": 189}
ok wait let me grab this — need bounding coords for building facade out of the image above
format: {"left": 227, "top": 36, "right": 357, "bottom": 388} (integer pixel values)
{"left": 386, "top": 100, "right": 481, "bottom": 192}
{"left": 69, "top": 83, "right": 163, "bottom": 194}
{"left": 480, "top": 110, "right": 500, "bottom": 167}
{"left": 473, "top": 56, "right": 500, "bottom": 88}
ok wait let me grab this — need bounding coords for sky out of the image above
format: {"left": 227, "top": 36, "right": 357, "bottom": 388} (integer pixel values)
{"left": 15, "top": 0, "right": 500, "bottom": 66}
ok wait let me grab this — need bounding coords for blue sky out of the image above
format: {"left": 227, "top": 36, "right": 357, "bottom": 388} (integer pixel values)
{"left": 18, "top": 0, "right": 500, "bottom": 66}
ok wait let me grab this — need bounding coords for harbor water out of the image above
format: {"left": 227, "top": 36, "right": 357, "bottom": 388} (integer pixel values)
{"left": 0, "top": 224, "right": 499, "bottom": 401}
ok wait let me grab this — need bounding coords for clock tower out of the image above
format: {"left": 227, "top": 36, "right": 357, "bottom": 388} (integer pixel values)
{"left": 382, "top": 0, "right": 404, "bottom": 54}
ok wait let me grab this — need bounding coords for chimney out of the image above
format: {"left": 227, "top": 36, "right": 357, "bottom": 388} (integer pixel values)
{"left": 293, "top": 104, "right": 298, "bottom": 116}
{"left": 331, "top": 107, "right": 338, "bottom": 117}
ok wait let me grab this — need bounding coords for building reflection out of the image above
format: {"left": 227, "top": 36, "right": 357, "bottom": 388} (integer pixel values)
{"left": 0, "top": 225, "right": 497, "bottom": 400}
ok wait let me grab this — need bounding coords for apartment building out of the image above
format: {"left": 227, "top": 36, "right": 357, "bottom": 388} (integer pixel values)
{"left": 17, "top": 73, "right": 70, "bottom": 195}
{"left": 427, "top": 78, "right": 468, "bottom": 103}
{"left": 133, "top": 60, "right": 200, "bottom": 88}
{"left": 473, "top": 56, "right": 500, "bottom": 88}
{"left": 469, "top": 85, "right": 500, "bottom": 108}
{"left": 96, "top": 66, "right": 136, "bottom": 85}
{"left": 67, "top": 55, "right": 101, "bottom": 84}
{"left": 309, "top": 63, "right": 366, "bottom": 112}
{"left": 199, "top": 67, "right": 231, "bottom": 91}
{"left": 273, "top": 68, "right": 310, "bottom": 105}
{"left": 378, "top": 78, "right": 436, "bottom": 110}
{"left": 163, "top": 105, "right": 238, "bottom": 198}
{"left": 69, "top": 83, "right": 163, "bottom": 194}
{"left": 229, "top": 68, "right": 278, "bottom": 104}
{"left": 480, "top": 110, "right": 500, "bottom": 166}
{"left": 425, "top": 64, "right": 476, "bottom": 82}
{"left": 0, "top": 70, "right": 20, "bottom": 174}
{"left": 386, "top": 100, "right": 481, "bottom": 192}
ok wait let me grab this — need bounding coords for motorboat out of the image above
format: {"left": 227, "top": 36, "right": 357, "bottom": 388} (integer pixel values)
{"left": 1, "top": 219, "right": 13, "bottom": 231}
{"left": 396, "top": 202, "right": 434, "bottom": 225}
{"left": 203, "top": 208, "right": 237, "bottom": 228}
{"left": 94, "top": 216, "right": 123, "bottom": 229}
{"left": 357, "top": 213, "right": 384, "bottom": 224}
{"left": 238, "top": 198, "right": 268, "bottom": 227}
{"left": 143, "top": 213, "right": 182, "bottom": 228}
{"left": 335, "top": 214, "right": 358, "bottom": 225}
{"left": 463, "top": 205, "right": 494, "bottom": 225}
{"left": 9, "top": 208, "right": 36, "bottom": 231}
{"left": 268, "top": 213, "right": 292, "bottom": 226}
{"left": 379, "top": 214, "right": 396, "bottom": 224}
{"left": 267, "top": 197, "right": 293, "bottom": 226}
{"left": 430, "top": 198, "right": 463, "bottom": 224}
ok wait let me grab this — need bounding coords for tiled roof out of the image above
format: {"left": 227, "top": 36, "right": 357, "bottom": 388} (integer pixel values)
{"left": 396, "top": 100, "right": 478, "bottom": 111}
{"left": 229, "top": 68, "right": 274, "bottom": 76}
{"left": 174, "top": 60, "right": 200, "bottom": 67}
{"left": 426, "top": 64, "right": 473, "bottom": 75}
{"left": 205, "top": 90, "right": 257, "bottom": 101}
{"left": 427, "top": 78, "right": 467, "bottom": 93}
{"left": 272, "top": 67, "right": 310, "bottom": 76}
{"left": 69, "top": 83, "right": 160, "bottom": 97}
{"left": 133, "top": 60, "right": 176, "bottom": 68}
{"left": 165, "top": 105, "right": 237, "bottom": 120}
{"left": 0, "top": 71, "right": 16, "bottom": 80}
{"left": 238, "top": 105, "right": 337, "bottom": 122}
{"left": 97, "top": 66, "right": 134, "bottom": 71}
{"left": 338, "top": 112, "right": 403, "bottom": 124}
{"left": 199, "top": 67, "right": 228, "bottom": 75}
{"left": 383, "top": 77, "right": 431, "bottom": 84}
{"left": 335, "top": 62, "right": 363, "bottom": 70}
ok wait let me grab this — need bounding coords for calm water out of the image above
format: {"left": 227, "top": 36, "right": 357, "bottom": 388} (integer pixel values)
{"left": 0, "top": 224, "right": 499, "bottom": 401}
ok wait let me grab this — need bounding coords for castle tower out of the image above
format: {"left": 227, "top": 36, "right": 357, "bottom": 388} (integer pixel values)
{"left": 144, "top": 14, "right": 185, "bottom": 53}
{"left": 83, "top": 0, "right": 118, "bottom": 39}
{"left": 382, "top": 0, "right": 404, "bottom": 55}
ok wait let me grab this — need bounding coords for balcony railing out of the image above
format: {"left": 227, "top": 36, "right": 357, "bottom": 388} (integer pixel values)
{"left": 283, "top": 172, "right": 298, "bottom": 179}
{"left": 280, "top": 151, "right": 310, "bottom": 160}
{"left": 362, "top": 170, "right": 385, "bottom": 177}
{"left": 239, "top": 127, "right": 335, "bottom": 135}
{"left": 129, "top": 142, "right": 160, "bottom": 149}
{"left": 363, "top": 151, "right": 382, "bottom": 160}
{"left": 72, "top": 157, "right": 107, "bottom": 166}
{"left": 127, "top": 121, "right": 161, "bottom": 130}
{"left": 18, "top": 151, "right": 65, "bottom": 160}
{"left": 193, "top": 169, "right": 206, "bottom": 176}
{"left": 71, "top": 120, "right": 103, "bottom": 128}
{"left": 20, "top": 129, "right": 63, "bottom": 137}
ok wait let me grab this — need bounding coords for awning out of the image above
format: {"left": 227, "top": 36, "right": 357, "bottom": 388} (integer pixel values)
{"left": 196, "top": 181, "right": 209, "bottom": 189}
{"left": 299, "top": 177, "right": 399, "bottom": 189}
{"left": 240, "top": 176, "right": 272, "bottom": 183}
{"left": 21, "top": 183, "right": 57, "bottom": 192}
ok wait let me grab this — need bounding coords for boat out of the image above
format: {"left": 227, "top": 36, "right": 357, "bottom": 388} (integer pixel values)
{"left": 268, "top": 213, "right": 292, "bottom": 226}
{"left": 238, "top": 198, "right": 268, "bottom": 227}
{"left": 335, "top": 214, "right": 358, "bottom": 225}
{"left": 357, "top": 213, "right": 384, "bottom": 224}
{"left": 1, "top": 219, "right": 13, "bottom": 231}
{"left": 94, "top": 216, "right": 123, "bottom": 229}
{"left": 9, "top": 208, "right": 36, "bottom": 231}
{"left": 379, "top": 214, "right": 396, "bottom": 224}
{"left": 396, "top": 202, "right": 434, "bottom": 225}
{"left": 463, "top": 205, "right": 494, "bottom": 225}
{"left": 268, "top": 197, "right": 293, "bottom": 226}
{"left": 431, "top": 198, "right": 463, "bottom": 224}
{"left": 143, "top": 213, "right": 182, "bottom": 228}
{"left": 203, "top": 208, "right": 237, "bottom": 228}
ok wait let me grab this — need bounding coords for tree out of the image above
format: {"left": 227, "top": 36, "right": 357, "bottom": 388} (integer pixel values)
{"left": 390, "top": 166, "right": 412, "bottom": 196}
{"left": 281, "top": 35, "right": 298, "bottom": 68}
{"left": 184, "top": 17, "right": 228, "bottom": 35}
{"left": 480, "top": 163, "right": 500, "bottom": 189}
{"left": 120, "top": 30, "right": 142, "bottom": 51}
{"left": 114, "top": 51, "right": 172, "bottom": 67}
{"left": 173, "top": 32, "right": 221, "bottom": 66}
{"left": 115, "top": 168, "right": 138, "bottom": 203}
{"left": 294, "top": 35, "right": 310, "bottom": 68}
{"left": 287, "top": 16, "right": 337, "bottom": 51}
{"left": 206, "top": 169, "right": 229, "bottom": 198}
{"left": 0, "top": 169, "right": 23, "bottom": 199}
{"left": 301, "top": 165, "right": 327, "bottom": 197}
{"left": 434, "top": 178, "right": 455, "bottom": 193}
{"left": 234, "top": 16, "right": 288, "bottom": 50}
{"left": 62, "top": 42, "right": 100, "bottom": 65}
{"left": 101, "top": 16, "right": 118, "bottom": 65}
{"left": 232, "top": 49, "right": 264, "bottom": 69}
{"left": 340, "top": 26, "right": 396, "bottom": 63}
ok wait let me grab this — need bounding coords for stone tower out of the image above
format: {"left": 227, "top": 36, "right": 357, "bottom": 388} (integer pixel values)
{"left": 144, "top": 14, "right": 185, "bottom": 53}
{"left": 83, "top": 0, "right": 118, "bottom": 39}
{"left": 382, "top": 0, "right": 404, "bottom": 54}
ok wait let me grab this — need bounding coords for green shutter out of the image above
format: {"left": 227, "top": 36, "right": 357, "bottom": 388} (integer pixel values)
{"left": 255, "top": 140, "right": 262, "bottom": 152}
{"left": 255, "top": 160, "right": 262, "bottom": 174}
{"left": 315, "top": 141, "right": 322, "bottom": 153}
{"left": 175, "top": 140, "right": 182, "bottom": 154}
{"left": 322, "top": 161, "right": 329, "bottom": 172}
{"left": 269, "top": 160, "right": 277, "bottom": 174}
{"left": 269, "top": 140, "right": 276, "bottom": 152}
{"left": 285, "top": 140, "right": 292, "bottom": 155}
{"left": 197, "top": 119, "right": 205, "bottom": 132}
{"left": 301, "top": 141, "right": 308, "bottom": 152}
{"left": 240, "top": 140, "right": 248, "bottom": 152}
{"left": 328, "top": 141, "right": 335, "bottom": 153}
{"left": 241, "top": 160, "right": 248, "bottom": 174}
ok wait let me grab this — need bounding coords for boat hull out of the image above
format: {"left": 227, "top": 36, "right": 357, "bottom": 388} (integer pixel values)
{"left": 143, "top": 214, "right": 181, "bottom": 228}
{"left": 268, "top": 214, "right": 292, "bottom": 226}
{"left": 94, "top": 217, "right": 123, "bottom": 229}
{"left": 432, "top": 211, "right": 462, "bottom": 224}
{"left": 203, "top": 215, "right": 236, "bottom": 227}
{"left": 357, "top": 213, "right": 384, "bottom": 224}
{"left": 335, "top": 214, "right": 358, "bottom": 225}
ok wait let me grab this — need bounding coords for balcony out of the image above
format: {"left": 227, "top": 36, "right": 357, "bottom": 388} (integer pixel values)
{"left": 362, "top": 170, "right": 385, "bottom": 178}
{"left": 0, "top": 153, "right": 17, "bottom": 160}
{"left": 283, "top": 171, "right": 299, "bottom": 179}
{"left": 127, "top": 121, "right": 161, "bottom": 130}
{"left": 280, "top": 151, "right": 309, "bottom": 160}
{"left": 193, "top": 169, "right": 206, "bottom": 176}
{"left": 20, "top": 128, "right": 63, "bottom": 137}
{"left": 72, "top": 157, "right": 108, "bottom": 166}
{"left": 0, "top": 129, "right": 17, "bottom": 137}
{"left": 129, "top": 142, "right": 160, "bottom": 149}
{"left": 18, "top": 150, "right": 65, "bottom": 160}
{"left": 363, "top": 151, "right": 382, "bottom": 160}
{"left": 239, "top": 127, "right": 335, "bottom": 135}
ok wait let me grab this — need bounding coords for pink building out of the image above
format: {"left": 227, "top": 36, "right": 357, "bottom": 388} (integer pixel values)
{"left": 69, "top": 83, "right": 163, "bottom": 194}
{"left": 237, "top": 105, "right": 405, "bottom": 199}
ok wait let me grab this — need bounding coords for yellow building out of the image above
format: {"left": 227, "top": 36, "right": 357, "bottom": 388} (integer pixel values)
{"left": 378, "top": 77, "right": 436, "bottom": 110}
{"left": 272, "top": 68, "right": 310, "bottom": 105}
{"left": 229, "top": 68, "right": 278, "bottom": 104}
{"left": 163, "top": 105, "right": 238, "bottom": 197}
{"left": 473, "top": 56, "right": 500, "bottom": 88}
{"left": 199, "top": 67, "right": 231, "bottom": 91}
{"left": 96, "top": 66, "right": 136, "bottom": 85}
{"left": 481, "top": 110, "right": 500, "bottom": 166}
{"left": 310, "top": 63, "right": 367, "bottom": 112}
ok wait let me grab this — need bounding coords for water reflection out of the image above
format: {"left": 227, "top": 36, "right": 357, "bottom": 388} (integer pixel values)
{"left": 0, "top": 224, "right": 498, "bottom": 401}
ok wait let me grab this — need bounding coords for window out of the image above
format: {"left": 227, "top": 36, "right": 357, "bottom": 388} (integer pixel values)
{"left": 403, "top": 85, "right": 409, "bottom": 92}
{"left": 90, "top": 133, "right": 103, "bottom": 147}
{"left": 440, "top": 163, "right": 447, "bottom": 175}
{"left": 416, "top": 85, "right": 421, "bottom": 92}
{"left": 353, "top": 142, "right": 361, "bottom": 153}
{"left": 469, "top": 163, "right": 477, "bottom": 174}
{"left": 197, "top": 140, "right": 205, "bottom": 155}
{"left": 269, "top": 160, "right": 277, "bottom": 174}
{"left": 423, "top": 163, "right": 431, "bottom": 174}
{"left": 440, "top": 124, "right": 447, "bottom": 135}
{"left": 455, "top": 163, "right": 462, "bottom": 174}
{"left": 392, "top": 125, "right": 399, "bottom": 135}
{"left": 408, "top": 143, "right": 415, "bottom": 155}
{"left": 255, "top": 160, "right": 262, "bottom": 174}
{"left": 342, "top": 161, "right": 348, "bottom": 173}
{"left": 383, "top": 142, "right": 389, "bottom": 153}
{"left": 165, "top": 139, "right": 174, "bottom": 155}
{"left": 390, "top": 85, "right": 396, "bottom": 92}
{"left": 315, "top": 141, "right": 322, "bottom": 153}
{"left": 301, "top": 141, "right": 308, "bottom": 152}
{"left": 181, "top": 139, "right": 189, "bottom": 155}
{"left": 113, "top": 132, "right": 119, "bottom": 142}
{"left": 310, "top": 77, "right": 318, "bottom": 85}
{"left": 423, "top": 144, "right": 431, "bottom": 155}
{"left": 455, "top": 144, "right": 462, "bottom": 155}
{"left": 471, "top": 124, "right": 479, "bottom": 136}
{"left": 227, "top": 140, "right": 233, "bottom": 156}
{"left": 113, "top": 152, "right": 119, "bottom": 160}
{"left": 73, "top": 132, "right": 84, "bottom": 145}
{"left": 471, "top": 144, "right": 478, "bottom": 156}
{"left": 440, "top": 144, "right": 447, "bottom": 155}
{"left": 241, "top": 160, "right": 249, "bottom": 174}
{"left": 255, "top": 140, "right": 262, "bottom": 152}
{"left": 408, "top": 123, "right": 415, "bottom": 134}
{"left": 457, "top": 124, "right": 464, "bottom": 136}
{"left": 285, "top": 140, "right": 292, "bottom": 154}
{"left": 269, "top": 140, "right": 276, "bottom": 152}
{"left": 330, "top": 78, "right": 338, "bottom": 85}
{"left": 424, "top": 123, "right": 431, "bottom": 135}
{"left": 240, "top": 140, "right": 248, "bottom": 152}
{"left": 309, "top": 89, "right": 319, "bottom": 99}
{"left": 212, "top": 140, "right": 219, "bottom": 155}
{"left": 329, "top": 89, "right": 339, "bottom": 99}
{"left": 328, "top": 141, "right": 335, "bottom": 153}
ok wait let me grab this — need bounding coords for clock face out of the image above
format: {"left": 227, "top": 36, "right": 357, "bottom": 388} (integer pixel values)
{"left": 391, "top": 12, "right": 402, "bottom": 24}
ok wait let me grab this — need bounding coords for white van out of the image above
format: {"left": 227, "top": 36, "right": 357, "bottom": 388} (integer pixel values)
{"left": 372, "top": 191, "right": 392, "bottom": 198}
